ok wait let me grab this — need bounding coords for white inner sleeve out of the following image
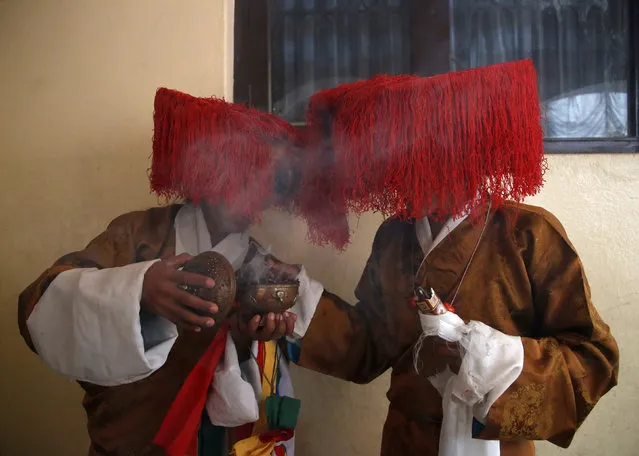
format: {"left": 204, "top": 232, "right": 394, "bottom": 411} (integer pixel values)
{"left": 417, "top": 312, "right": 524, "bottom": 456}
{"left": 26, "top": 260, "right": 176, "bottom": 386}
{"left": 26, "top": 204, "right": 252, "bottom": 387}
{"left": 287, "top": 266, "right": 324, "bottom": 340}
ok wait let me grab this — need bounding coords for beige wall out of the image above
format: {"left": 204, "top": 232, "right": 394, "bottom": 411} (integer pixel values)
{"left": 0, "top": 1, "right": 233, "bottom": 454}
{"left": 0, "top": 1, "right": 636, "bottom": 456}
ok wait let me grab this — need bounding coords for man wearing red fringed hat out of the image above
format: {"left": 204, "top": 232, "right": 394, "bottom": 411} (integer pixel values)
{"left": 17, "top": 89, "right": 331, "bottom": 456}
{"left": 269, "top": 60, "right": 619, "bottom": 456}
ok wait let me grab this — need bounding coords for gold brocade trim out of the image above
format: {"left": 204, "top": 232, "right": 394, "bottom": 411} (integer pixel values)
{"left": 499, "top": 383, "right": 547, "bottom": 439}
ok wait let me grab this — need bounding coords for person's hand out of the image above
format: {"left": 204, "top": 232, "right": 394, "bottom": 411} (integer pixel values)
{"left": 234, "top": 311, "right": 297, "bottom": 342}
{"left": 252, "top": 311, "right": 297, "bottom": 341}
{"left": 231, "top": 311, "right": 297, "bottom": 362}
{"left": 416, "top": 336, "right": 462, "bottom": 378}
{"left": 141, "top": 254, "right": 219, "bottom": 332}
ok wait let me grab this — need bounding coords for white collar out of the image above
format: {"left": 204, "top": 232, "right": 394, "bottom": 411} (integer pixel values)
{"left": 174, "top": 204, "right": 250, "bottom": 271}
{"left": 415, "top": 214, "right": 468, "bottom": 257}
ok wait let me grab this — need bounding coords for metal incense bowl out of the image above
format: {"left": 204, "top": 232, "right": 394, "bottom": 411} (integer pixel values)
{"left": 181, "top": 251, "right": 299, "bottom": 321}
{"left": 180, "top": 251, "right": 237, "bottom": 320}
{"left": 238, "top": 282, "right": 299, "bottom": 315}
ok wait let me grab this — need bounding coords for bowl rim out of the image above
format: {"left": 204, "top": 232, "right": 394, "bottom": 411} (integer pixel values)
{"left": 244, "top": 282, "right": 300, "bottom": 290}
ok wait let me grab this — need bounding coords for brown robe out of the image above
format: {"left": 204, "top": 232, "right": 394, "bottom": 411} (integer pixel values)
{"left": 18, "top": 204, "right": 222, "bottom": 456}
{"left": 297, "top": 202, "right": 619, "bottom": 455}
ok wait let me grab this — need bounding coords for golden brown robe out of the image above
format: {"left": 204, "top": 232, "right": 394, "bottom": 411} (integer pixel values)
{"left": 297, "top": 202, "right": 619, "bottom": 455}
{"left": 18, "top": 204, "right": 220, "bottom": 456}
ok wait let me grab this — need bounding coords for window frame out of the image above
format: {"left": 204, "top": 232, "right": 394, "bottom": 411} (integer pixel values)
{"left": 233, "top": 0, "right": 639, "bottom": 154}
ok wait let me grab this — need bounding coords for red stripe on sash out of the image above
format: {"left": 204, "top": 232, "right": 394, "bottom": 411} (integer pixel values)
{"left": 259, "top": 429, "right": 294, "bottom": 444}
{"left": 257, "top": 340, "right": 266, "bottom": 376}
{"left": 153, "top": 324, "right": 229, "bottom": 456}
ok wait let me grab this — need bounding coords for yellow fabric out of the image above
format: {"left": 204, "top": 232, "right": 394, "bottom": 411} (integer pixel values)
{"left": 253, "top": 341, "right": 278, "bottom": 436}
{"left": 261, "top": 341, "right": 278, "bottom": 396}
{"left": 231, "top": 435, "right": 276, "bottom": 456}
{"left": 231, "top": 341, "right": 280, "bottom": 455}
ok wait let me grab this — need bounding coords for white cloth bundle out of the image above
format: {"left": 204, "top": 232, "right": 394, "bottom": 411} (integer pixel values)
{"left": 416, "top": 312, "right": 524, "bottom": 456}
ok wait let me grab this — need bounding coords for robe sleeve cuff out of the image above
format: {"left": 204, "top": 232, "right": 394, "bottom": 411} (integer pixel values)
{"left": 287, "top": 266, "right": 323, "bottom": 340}
{"left": 26, "top": 260, "right": 178, "bottom": 386}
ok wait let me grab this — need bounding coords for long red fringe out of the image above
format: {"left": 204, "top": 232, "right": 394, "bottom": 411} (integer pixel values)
{"left": 151, "top": 59, "right": 546, "bottom": 249}
{"left": 150, "top": 88, "right": 350, "bottom": 249}
{"left": 151, "top": 88, "right": 299, "bottom": 218}
{"left": 304, "top": 59, "right": 546, "bottom": 222}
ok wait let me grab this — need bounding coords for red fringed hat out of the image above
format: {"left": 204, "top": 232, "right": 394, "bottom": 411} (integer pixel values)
{"left": 304, "top": 59, "right": 546, "bottom": 221}
{"left": 151, "top": 88, "right": 300, "bottom": 218}
{"left": 150, "top": 88, "right": 351, "bottom": 249}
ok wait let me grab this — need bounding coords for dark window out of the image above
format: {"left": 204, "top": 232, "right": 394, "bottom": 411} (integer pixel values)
{"left": 234, "top": 0, "right": 638, "bottom": 153}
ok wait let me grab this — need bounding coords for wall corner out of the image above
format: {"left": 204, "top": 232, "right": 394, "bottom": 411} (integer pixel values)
{"left": 223, "top": 0, "right": 235, "bottom": 101}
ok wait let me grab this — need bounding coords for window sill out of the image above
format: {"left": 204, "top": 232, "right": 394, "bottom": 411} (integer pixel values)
{"left": 544, "top": 139, "right": 639, "bottom": 154}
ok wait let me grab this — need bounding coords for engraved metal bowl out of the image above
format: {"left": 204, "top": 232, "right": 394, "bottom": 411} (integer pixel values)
{"left": 180, "top": 251, "right": 237, "bottom": 320}
{"left": 238, "top": 282, "right": 299, "bottom": 315}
